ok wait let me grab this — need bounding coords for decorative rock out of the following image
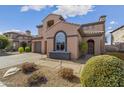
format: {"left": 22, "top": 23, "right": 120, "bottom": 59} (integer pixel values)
{"left": 0, "top": 81, "right": 6, "bottom": 87}
{"left": 3, "top": 67, "right": 20, "bottom": 78}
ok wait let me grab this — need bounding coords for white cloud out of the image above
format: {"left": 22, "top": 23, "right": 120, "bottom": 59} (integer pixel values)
{"left": 53, "top": 5, "right": 94, "bottom": 18}
{"left": 108, "top": 26, "right": 112, "bottom": 30}
{"left": 110, "top": 21, "right": 118, "bottom": 25}
{"left": 20, "top": 5, "right": 94, "bottom": 19}
{"left": 0, "top": 29, "right": 25, "bottom": 34}
{"left": 0, "top": 32, "right": 2, "bottom": 35}
{"left": 21, "top": 5, "right": 53, "bottom": 12}
{"left": 4, "top": 29, "right": 21, "bottom": 32}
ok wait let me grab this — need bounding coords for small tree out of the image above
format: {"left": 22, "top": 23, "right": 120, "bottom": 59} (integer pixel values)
{"left": 0, "top": 35, "right": 9, "bottom": 52}
{"left": 79, "top": 41, "right": 88, "bottom": 56}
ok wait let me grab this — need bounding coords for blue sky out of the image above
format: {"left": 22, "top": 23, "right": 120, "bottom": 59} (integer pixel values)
{"left": 0, "top": 5, "right": 124, "bottom": 44}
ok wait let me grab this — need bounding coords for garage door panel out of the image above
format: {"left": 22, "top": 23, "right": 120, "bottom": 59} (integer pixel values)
{"left": 34, "top": 41, "right": 41, "bottom": 53}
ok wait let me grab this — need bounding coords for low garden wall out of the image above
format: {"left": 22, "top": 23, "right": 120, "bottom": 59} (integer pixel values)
{"left": 105, "top": 43, "right": 124, "bottom": 52}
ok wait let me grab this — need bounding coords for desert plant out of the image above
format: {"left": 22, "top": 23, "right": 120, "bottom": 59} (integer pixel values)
{"left": 80, "top": 55, "right": 124, "bottom": 87}
{"left": 79, "top": 41, "right": 88, "bottom": 55}
{"left": 28, "top": 71, "right": 48, "bottom": 86}
{"left": 25, "top": 46, "right": 31, "bottom": 52}
{"left": 22, "top": 62, "right": 37, "bottom": 74}
{"left": 58, "top": 67, "right": 74, "bottom": 80}
{"left": 18, "top": 47, "right": 24, "bottom": 53}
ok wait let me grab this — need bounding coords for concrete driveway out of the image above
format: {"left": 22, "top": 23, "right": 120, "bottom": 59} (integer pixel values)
{"left": 0, "top": 53, "right": 42, "bottom": 69}
{"left": 0, "top": 53, "right": 84, "bottom": 74}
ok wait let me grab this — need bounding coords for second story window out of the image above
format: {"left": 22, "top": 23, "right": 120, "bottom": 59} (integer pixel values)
{"left": 47, "top": 20, "right": 54, "bottom": 28}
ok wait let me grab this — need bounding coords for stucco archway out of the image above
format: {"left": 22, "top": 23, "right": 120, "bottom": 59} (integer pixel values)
{"left": 87, "top": 39, "right": 94, "bottom": 54}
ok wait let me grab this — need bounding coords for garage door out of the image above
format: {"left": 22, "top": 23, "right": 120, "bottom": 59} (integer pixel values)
{"left": 34, "top": 41, "right": 41, "bottom": 53}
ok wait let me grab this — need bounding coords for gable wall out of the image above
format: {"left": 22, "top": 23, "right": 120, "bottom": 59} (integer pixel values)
{"left": 112, "top": 27, "right": 124, "bottom": 44}
{"left": 46, "top": 22, "right": 80, "bottom": 59}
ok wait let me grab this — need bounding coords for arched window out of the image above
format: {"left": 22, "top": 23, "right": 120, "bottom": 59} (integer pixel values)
{"left": 55, "top": 32, "right": 66, "bottom": 51}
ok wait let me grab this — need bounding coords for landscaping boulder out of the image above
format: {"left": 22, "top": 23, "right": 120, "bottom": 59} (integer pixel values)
{"left": 3, "top": 67, "right": 20, "bottom": 78}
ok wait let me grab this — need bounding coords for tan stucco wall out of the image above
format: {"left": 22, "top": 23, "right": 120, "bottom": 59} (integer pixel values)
{"left": 46, "top": 21, "right": 80, "bottom": 59}
{"left": 83, "top": 35, "right": 104, "bottom": 55}
{"left": 32, "top": 14, "right": 105, "bottom": 60}
{"left": 46, "top": 22, "right": 80, "bottom": 37}
{"left": 47, "top": 38, "right": 54, "bottom": 56}
{"left": 67, "top": 36, "right": 79, "bottom": 59}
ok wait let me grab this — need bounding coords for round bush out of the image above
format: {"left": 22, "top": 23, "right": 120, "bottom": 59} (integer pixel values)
{"left": 25, "top": 47, "right": 31, "bottom": 52}
{"left": 80, "top": 55, "right": 124, "bottom": 87}
{"left": 18, "top": 47, "right": 24, "bottom": 53}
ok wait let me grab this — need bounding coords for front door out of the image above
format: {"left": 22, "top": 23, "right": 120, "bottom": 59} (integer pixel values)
{"left": 87, "top": 40, "right": 94, "bottom": 54}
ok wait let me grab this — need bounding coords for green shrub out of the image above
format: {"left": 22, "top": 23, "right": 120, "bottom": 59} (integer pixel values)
{"left": 25, "top": 47, "right": 31, "bottom": 52}
{"left": 79, "top": 41, "right": 88, "bottom": 55}
{"left": 58, "top": 67, "right": 74, "bottom": 80}
{"left": 28, "top": 71, "right": 48, "bottom": 86}
{"left": 18, "top": 47, "right": 24, "bottom": 53}
{"left": 80, "top": 55, "right": 124, "bottom": 87}
{"left": 22, "top": 62, "right": 37, "bottom": 74}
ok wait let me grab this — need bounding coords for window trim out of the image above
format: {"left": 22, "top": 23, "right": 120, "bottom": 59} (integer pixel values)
{"left": 54, "top": 31, "right": 67, "bottom": 52}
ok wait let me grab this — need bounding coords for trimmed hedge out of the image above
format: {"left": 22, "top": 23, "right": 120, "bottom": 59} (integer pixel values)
{"left": 80, "top": 55, "right": 124, "bottom": 87}
{"left": 25, "top": 47, "right": 31, "bottom": 52}
{"left": 18, "top": 47, "right": 24, "bottom": 53}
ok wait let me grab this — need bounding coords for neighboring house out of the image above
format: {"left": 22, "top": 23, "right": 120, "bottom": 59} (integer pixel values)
{"left": 110, "top": 25, "right": 124, "bottom": 51}
{"left": 32, "top": 14, "right": 106, "bottom": 60}
{"left": 111, "top": 25, "right": 124, "bottom": 44}
{"left": 3, "top": 30, "right": 32, "bottom": 51}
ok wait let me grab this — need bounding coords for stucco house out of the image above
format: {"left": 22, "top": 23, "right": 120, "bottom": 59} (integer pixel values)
{"left": 3, "top": 30, "right": 32, "bottom": 51}
{"left": 111, "top": 25, "right": 124, "bottom": 51}
{"left": 111, "top": 25, "right": 124, "bottom": 44}
{"left": 32, "top": 14, "right": 106, "bottom": 60}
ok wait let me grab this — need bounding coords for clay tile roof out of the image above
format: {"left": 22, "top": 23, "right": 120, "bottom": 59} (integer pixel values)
{"left": 79, "top": 21, "right": 105, "bottom": 28}
{"left": 78, "top": 30, "right": 104, "bottom": 37}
